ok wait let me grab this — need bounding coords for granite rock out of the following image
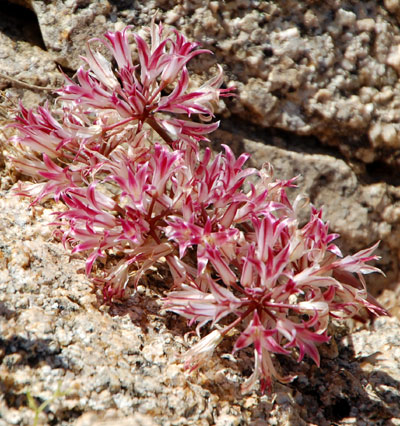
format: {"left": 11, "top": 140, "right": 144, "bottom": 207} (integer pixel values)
{"left": 1, "top": 0, "right": 400, "bottom": 281}
{"left": 213, "top": 127, "right": 400, "bottom": 293}
{"left": 0, "top": 3, "right": 62, "bottom": 108}
{"left": 8, "top": 0, "right": 400, "bottom": 167}
{"left": 1, "top": 1, "right": 400, "bottom": 424}
{"left": 0, "top": 188, "right": 399, "bottom": 425}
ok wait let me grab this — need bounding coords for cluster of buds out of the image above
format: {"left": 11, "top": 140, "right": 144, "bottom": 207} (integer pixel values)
{"left": 10, "top": 19, "right": 387, "bottom": 394}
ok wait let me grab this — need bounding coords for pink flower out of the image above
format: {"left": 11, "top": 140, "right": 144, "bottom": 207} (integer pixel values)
{"left": 10, "top": 18, "right": 388, "bottom": 396}
{"left": 11, "top": 103, "right": 70, "bottom": 158}
{"left": 243, "top": 348, "right": 295, "bottom": 395}
{"left": 57, "top": 19, "right": 232, "bottom": 144}
{"left": 233, "top": 312, "right": 295, "bottom": 394}
{"left": 182, "top": 330, "right": 223, "bottom": 372}
{"left": 165, "top": 277, "right": 243, "bottom": 330}
{"left": 276, "top": 316, "right": 330, "bottom": 366}
{"left": 165, "top": 216, "right": 238, "bottom": 285}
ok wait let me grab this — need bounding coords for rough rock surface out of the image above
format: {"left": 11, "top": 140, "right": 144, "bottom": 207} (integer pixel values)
{"left": 8, "top": 0, "right": 400, "bottom": 166}
{"left": 0, "top": 190, "right": 399, "bottom": 425}
{"left": 1, "top": 0, "right": 400, "bottom": 425}
{"left": 214, "top": 126, "right": 400, "bottom": 294}
{"left": 0, "top": 3, "right": 62, "bottom": 108}
{"left": 2, "top": 0, "right": 400, "bottom": 285}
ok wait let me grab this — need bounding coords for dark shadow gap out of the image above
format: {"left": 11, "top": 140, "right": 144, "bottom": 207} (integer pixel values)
{"left": 218, "top": 113, "right": 400, "bottom": 187}
{"left": 219, "top": 113, "right": 347, "bottom": 160}
{"left": 0, "top": 1, "right": 46, "bottom": 50}
{"left": 364, "top": 160, "right": 400, "bottom": 187}
{"left": 0, "top": 336, "right": 69, "bottom": 369}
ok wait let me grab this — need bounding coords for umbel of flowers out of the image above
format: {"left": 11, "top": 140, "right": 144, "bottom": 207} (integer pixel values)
{"left": 10, "top": 19, "right": 387, "bottom": 394}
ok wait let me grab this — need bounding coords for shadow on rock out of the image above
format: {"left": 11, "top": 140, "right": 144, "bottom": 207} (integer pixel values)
{"left": 0, "top": 335, "right": 68, "bottom": 370}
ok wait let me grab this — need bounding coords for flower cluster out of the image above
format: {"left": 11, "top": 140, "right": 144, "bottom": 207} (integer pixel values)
{"left": 10, "top": 19, "right": 387, "bottom": 394}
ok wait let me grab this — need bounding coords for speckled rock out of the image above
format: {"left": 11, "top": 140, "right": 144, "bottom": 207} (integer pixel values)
{"left": 1, "top": 1, "right": 400, "bottom": 424}
{"left": 29, "top": 0, "right": 113, "bottom": 69}
{"left": 2, "top": 0, "right": 400, "bottom": 285}
{"left": 9, "top": 0, "right": 400, "bottom": 168}
{"left": 0, "top": 3, "right": 61, "bottom": 108}
{"left": 214, "top": 128, "right": 400, "bottom": 293}
{"left": 74, "top": 411, "right": 157, "bottom": 426}
{"left": 0, "top": 188, "right": 399, "bottom": 425}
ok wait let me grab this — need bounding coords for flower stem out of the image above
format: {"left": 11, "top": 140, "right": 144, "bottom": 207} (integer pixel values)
{"left": 220, "top": 304, "right": 255, "bottom": 337}
{"left": 147, "top": 116, "right": 175, "bottom": 146}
